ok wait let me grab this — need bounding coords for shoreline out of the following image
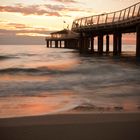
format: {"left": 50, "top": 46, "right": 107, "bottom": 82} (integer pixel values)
{"left": 0, "top": 112, "right": 140, "bottom": 140}
{"left": 0, "top": 111, "right": 140, "bottom": 125}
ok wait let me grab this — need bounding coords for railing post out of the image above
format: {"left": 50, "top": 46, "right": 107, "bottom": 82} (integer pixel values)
{"left": 127, "top": 7, "right": 131, "bottom": 19}
{"left": 105, "top": 14, "right": 108, "bottom": 24}
{"left": 91, "top": 16, "right": 93, "bottom": 25}
{"left": 112, "top": 12, "right": 116, "bottom": 22}
{"left": 132, "top": 5, "right": 136, "bottom": 17}
{"left": 97, "top": 15, "right": 100, "bottom": 24}
{"left": 118, "top": 11, "right": 122, "bottom": 21}
{"left": 123, "top": 9, "right": 126, "bottom": 20}
{"left": 138, "top": 5, "right": 140, "bottom": 16}
{"left": 85, "top": 17, "right": 87, "bottom": 26}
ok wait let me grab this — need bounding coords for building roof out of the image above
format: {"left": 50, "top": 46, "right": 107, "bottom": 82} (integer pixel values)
{"left": 51, "top": 29, "right": 69, "bottom": 35}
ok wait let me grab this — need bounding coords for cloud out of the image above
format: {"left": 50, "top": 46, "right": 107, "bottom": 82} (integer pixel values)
{"left": 0, "top": 28, "right": 51, "bottom": 36}
{"left": 45, "top": 4, "right": 81, "bottom": 12}
{"left": 52, "top": 0, "right": 77, "bottom": 3}
{"left": 0, "top": 21, "right": 53, "bottom": 37}
{"left": 7, "top": 23, "right": 28, "bottom": 29}
{"left": 0, "top": 4, "right": 61, "bottom": 16}
{"left": 1, "top": 22, "right": 51, "bottom": 32}
{"left": 0, "top": 34, "right": 46, "bottom": 45}
{"left": 0, "top": 3, "right": 83, "bottom": 17}
{"left": 0, "top": 27, "right": 53, "bottom": 45}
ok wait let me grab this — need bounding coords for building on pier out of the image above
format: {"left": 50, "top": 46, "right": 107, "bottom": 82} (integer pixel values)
{"left": 45, "top": 29, "right": 79, "bottom": 49}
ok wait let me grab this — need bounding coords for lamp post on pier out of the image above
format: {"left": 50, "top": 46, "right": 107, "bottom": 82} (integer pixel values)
{"left": 63, "top": 21, "right": 69, "bottom": 30}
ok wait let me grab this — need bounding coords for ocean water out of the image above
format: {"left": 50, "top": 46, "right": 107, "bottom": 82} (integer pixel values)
{"left": 0, "top": 45, "right": 140, "bottom": 118}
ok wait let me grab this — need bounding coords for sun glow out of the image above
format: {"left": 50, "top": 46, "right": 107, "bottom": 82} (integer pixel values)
{"left": 16, "top": 33, "right": 47, "bottom": 37}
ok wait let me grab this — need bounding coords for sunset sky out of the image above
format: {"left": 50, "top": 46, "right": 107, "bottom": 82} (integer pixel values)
{"left": 0, "top": 0, "right": 139, "bottom": 44}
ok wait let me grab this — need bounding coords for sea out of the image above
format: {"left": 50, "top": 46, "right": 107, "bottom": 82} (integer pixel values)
{"left": 0, "top": 45, "right": 140, "bottom": 118}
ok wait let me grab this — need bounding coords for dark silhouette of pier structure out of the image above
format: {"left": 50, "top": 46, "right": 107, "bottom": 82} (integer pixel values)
{"left": 45, "top": 2, "right": 140, "bottom": 57}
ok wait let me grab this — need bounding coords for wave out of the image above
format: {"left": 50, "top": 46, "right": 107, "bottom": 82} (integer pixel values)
{"left": 0, "top": 55, "right": 19, "bottom": 60}
{"left": 0, "top": 68, "right": 49, "bottom": 75}
{"left": 0, "top": 67, "right": 71, "bottom": 75}
{"left": 71, "top": 103, "right": 97, "bottom": 111}
{"left": 0, "top": 65, "right": 94, "bottom": 75}
{"left": 0, "top": 65, "right": 111, "bottom": 75}
{"left": 70, "top": 103, "right": 124, "bottom": 112}
{"left": 17, "top": 53, "right": 37, "bottom": 57}
{"left": 0, "top": 62, "right": 137, "bottom": 77}
{"left": 0, "top": 53, "right": 37, "bottom": 60}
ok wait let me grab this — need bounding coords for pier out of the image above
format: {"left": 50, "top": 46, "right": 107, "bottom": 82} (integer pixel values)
{"left": 46, "top": 2, "right": 140, "bottom": 57}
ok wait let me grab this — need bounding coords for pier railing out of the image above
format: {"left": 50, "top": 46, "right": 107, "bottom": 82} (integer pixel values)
{"left": 72, "top": 2, "right": 140, "bottom": 30}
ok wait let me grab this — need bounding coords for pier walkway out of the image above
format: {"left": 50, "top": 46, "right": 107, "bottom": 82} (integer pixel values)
{"left": 46, "top": 2, "right": 140, "bottom": 57}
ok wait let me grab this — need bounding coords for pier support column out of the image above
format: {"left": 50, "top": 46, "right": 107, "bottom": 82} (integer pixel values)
{"left": 113, "top": 33, "right": 122, "bottom": 55}
{"left": 118, "top": 33, "right": 122, "bottom": 54}
{"left": 74, "top": 39, "right": 78, "bottom": 49}
{"left": 60, "top": 41, "right": 62, "bottom": 48}
{"left": 47, "top": 40, "right": 50, "bottom": 48}
{"left": 79, "top": 33, "right": 84, "bottom": 53}
{"left": 50, "top": 41, "right": 52, "bottom": 48}
{"left": 46, "top": 40, "right": 49, "bottom": 48}
{"left": 106, "top": 35, "right": 109, "bottom": 53}
{"left": 46, "top": 40, "right": 47, "bottom": 47}
{"left": 84, "top": 37, "right": 89, "bottom": 53}
{"left": 113, "top": 34, "right": 118, "bottom": 55}
{"left": 79, "top": 37, "right": 89, "bottom": 53}
{"left": 64, "top": 40, "right": 68, "bottom": 48}
{"left": 55, "top": 40, "right": 58, "bottom": 48}
{"left": 136, "top": 25, "right": 140, "bottom": 57}
{"left": 67, "top": 40, "right": 70, "bottom": 48}
{"left": 64, "top": 40, "right": 66, "bottom": 48}
{"left": 98, "top": 34, "right": 103, "bottom": 54}
{"left": 91, "top": 36, "right": 94, "bottom": 53}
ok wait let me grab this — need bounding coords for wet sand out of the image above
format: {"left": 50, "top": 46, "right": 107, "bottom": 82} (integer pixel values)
{"left": 0, "top": 112, "right": 140, "bottom": 140}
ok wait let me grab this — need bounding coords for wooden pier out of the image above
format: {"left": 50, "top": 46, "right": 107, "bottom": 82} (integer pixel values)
{"left": 46, "top": 2, "right": 140, "bottom": 57}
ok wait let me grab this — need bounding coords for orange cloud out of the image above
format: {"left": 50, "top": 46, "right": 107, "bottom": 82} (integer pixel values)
{"left": 16, "top": 33, "right": 47, "bottom": 37}
{"left": 0, "top": 4, "right": 61, "bottom": 16}
{"left": 0, "top": 3, "right": 86, "bottom": 17}
{"left": 0, "top": 21, "right": 53, "bottom": 38}
{"left": 7, "top": 23, "right": 28, "bottom": 29}
{"left": 53, "top": 0, "right": 77, "bottom": 3}
{"left": 45, "top": 4, "right": 82, "bottom": 12}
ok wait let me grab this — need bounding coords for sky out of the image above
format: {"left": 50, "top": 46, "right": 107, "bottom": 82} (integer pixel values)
{"left": 0, "top": 0, "right": 139, "bottom": 44}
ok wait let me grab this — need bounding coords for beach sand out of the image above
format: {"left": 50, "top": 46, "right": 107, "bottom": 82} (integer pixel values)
{"left": 0, "top": 112, "right": 140, "bottom": 140}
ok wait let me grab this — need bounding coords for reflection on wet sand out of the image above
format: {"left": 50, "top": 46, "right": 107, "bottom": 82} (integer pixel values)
{"left": 0, "top": 91, "right": 76, "bottom": 118}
